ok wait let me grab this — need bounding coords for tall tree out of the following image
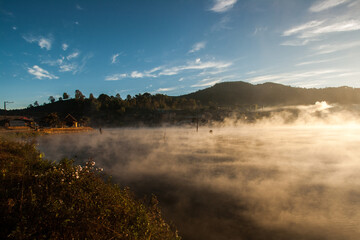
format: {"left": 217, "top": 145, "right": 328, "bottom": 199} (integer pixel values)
{"left": 89, "top": 93, "right": 95, "bottom": 100}
{"left": 75, "top": 90, "right": 85, "bottom": 100}
{"left": 34, "top": 101, "right": 39, "bottom": 107}
{"left": 63, "top": 92, "right": 69, "bottom": 99}
{"left": 48, "top": 96, "right": 55, "bottom": 103}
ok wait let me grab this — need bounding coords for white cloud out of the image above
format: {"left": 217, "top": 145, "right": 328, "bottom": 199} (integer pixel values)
{"left": 211, "top": 16, "right": 232, "bottom": 32}
{"left": 303, "top": 20, "right": 360, "bottom": 38}
{"left": 42, "top": 51, "right": 85, "bottom": 74}
{"left": 179, "top": 77, "right": 184, "bottom": 82}
{"left": 76, "top": 4, "right": 83, "bottom": 10}
{"left": 27, "top": 65, "right": 58, "bottom": 79}
{"left": 12, "top": 26, "right": 17, "bottom": 30}
{"left": 253, "top": 26, "right": 267, "bottom": 35}
{"left": 62, "top": 43, "right": 69, "bottom": 51}
{"left": 157, "top": 87, "right": 177, "bottom": 92}
{"left": 105, "top": 59, "right": 232, "bottom": 81}
{"left": 159, "top": 59, "right": 232, "bottom": 76}
{"left": 295, "top": 58, "right": 338, "bottom": 66}
{"left": 23, "top": 35, "right": 52, "bottom": 50}
{"left": 309, "top": 0, "right": 351, "bottom": 12}
{"left": 281, "top": 39, "right": 313, "bottom": 46}
{"left": 67, "top": 51, "right": 79, "bottom": 60}
{"left": 38, "top": 38, "right": 51, "bottom": 50}
{"left": 283, "top": 20, "right": 325, "bottom": 37}
{"left": 59, "top": 63, "right": 78, "bottom": 72}
{"left": 282, "top": 19, "right": 360, "bottom": 46}
{"left": 210, "top": 0, "right": 237, "bottom": 13}
{"left": 130, "top": 71, "right": 144, "bottom": 78}
{"left": 191, "top": 75, "right": 235, "bottom": 88}
{"left": 111, "top": 53, "right": 120, "bottom": 64}
{"left": 105, "top": 73, "right": 127, "bottom": 81}
{"left": 189, "top": 41, "right": 206, "bottom": 53}
{"left": 146, "top": 66, "right": 162, "bottom": 73}
{"left": 191, "top": 80, "right": 221, "bottom": 87}
{"left": 247, "top": 69, "right": 345, "bottom": 84}
{"left": 313, "top": 41, "right": 360, "bottom": 54}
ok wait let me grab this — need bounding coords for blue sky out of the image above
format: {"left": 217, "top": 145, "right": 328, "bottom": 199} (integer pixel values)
{"left": 1, "top": 0, "right": 360, "bottom": 109}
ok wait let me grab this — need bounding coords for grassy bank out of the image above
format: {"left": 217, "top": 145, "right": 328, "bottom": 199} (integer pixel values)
{"left": 0, "top": 139, "right": 180, "bottom": 239}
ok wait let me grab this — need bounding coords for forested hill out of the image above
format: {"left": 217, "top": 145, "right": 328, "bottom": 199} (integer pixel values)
{"left": 181, "top": 81, "right": 360, "bottom": 106}
{"left": 3, "top": 81, "right": 360, "bottom": 127}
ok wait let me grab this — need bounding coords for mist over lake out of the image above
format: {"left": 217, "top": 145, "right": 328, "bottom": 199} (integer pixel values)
{"left": 37, "top": 121, "right": 360, "bottom": 240}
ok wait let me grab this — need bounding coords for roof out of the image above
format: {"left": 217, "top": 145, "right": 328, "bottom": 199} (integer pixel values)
{"left": 64, "top": 114, "right": 77, "bottom": 122}
{"left": 0, "top": 116, "right": 34, "bottom": 122}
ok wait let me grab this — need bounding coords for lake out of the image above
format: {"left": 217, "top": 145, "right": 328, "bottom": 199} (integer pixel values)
{"left": 38, "top": 125, "right": 360, "bottom": 240}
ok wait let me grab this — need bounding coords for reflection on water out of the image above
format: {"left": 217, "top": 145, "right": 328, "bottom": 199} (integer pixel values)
{"left": 38, "top": 126, "right": 360, "bottom": 240}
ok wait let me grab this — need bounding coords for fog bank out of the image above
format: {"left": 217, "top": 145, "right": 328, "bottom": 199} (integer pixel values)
{"left": 37, "top": 104, "right": 360, "bottom": 239}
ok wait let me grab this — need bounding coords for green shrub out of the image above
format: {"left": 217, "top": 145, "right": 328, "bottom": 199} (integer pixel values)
{"left": 0, "top": 140, "right": 180, "bottom": 239}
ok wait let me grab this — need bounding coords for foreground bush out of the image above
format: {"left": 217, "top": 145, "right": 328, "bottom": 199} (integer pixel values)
{"left": 0, "top": 139, "right": 180, "bottom": 239}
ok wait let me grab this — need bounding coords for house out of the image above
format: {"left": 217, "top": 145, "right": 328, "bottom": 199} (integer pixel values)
{"left": 63, "top": 114, "right": 78, "bottom": 127}
{"left": 0, "top": 116, "right": 37, "bottom": 130}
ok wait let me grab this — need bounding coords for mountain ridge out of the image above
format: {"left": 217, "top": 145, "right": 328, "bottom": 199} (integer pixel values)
{"left": 181, "top": 81, "right": 360, "bottom": 106}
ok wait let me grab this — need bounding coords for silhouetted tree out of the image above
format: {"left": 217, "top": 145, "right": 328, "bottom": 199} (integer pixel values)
{"left": 44, "top": 113, "right": 60, "bottom": 127}
{"left": 63, "top": 92, "right": 69, "bottom": 99}
{"left": 89, "top": 93, "right": 95, "bottom": 100}
{"left": 48, "top": 96, "right": 55, "bottom": 103}
{"left": 34, "top": 101, "right": 39, "bottom": 107}
{"left": 75, "top": 90, "right": 85, "bottom": 100}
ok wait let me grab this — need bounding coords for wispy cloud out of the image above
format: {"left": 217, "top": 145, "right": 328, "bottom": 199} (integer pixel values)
{"left": 105, "top": 59, "right": 232, "bottom": 81}
{"left": 59, "top": 63, "right": 78, "bottom": 73}
{"left": 67, "top": 51, "right": 80, "bottom": 60}
{"left": 191, "top": 75, "right": 235, "bottom": 88}
{"left": 111, "top": 53, "right": 120, "bottom": 64}
{"left": 156, "top": 87, "right": 177, "bottom": 92}
{"left": 253, "top": 26, "right": 267, "bottom": 35}
{"left": 281, "top": 39, "right": 314, "bottom": 46}
{"left": 27, "top": 65, "right": 58, "bottom": 79}
{"left": 62, "top": 43, "right": 69, "bottom": 51}
{"left": 189, "top": 41, "right": 206, "bottom": 53}
{"left": 282, "top": 18, "right": 360, "bottom": 47}
{"left": 159, "top": 59, "right": 232, "bottom": 76}
{"left": 211, "top": 16, "right": 232, "bottom": 32}
{"left": 303, "top": 20, "right": 360, "bottom": 37}
{"left": 76, "top": 4, "right": 83, "bottom": 10}
{"left": 247, "top": 69, "right": 346, "bottom": 85}
{"left": 1, "top": 9, "right": 14, "bottom": 17}
{"left": 191, "top": 79, "right": 221, "bottom": 87}
{"left": 105, "top": 73, "right": 127, "bottom": 81}
{"left": 295, "top": 58, "right": 338, "bottom": 66}
{"left": 309, "top": 0, "right": 351, "bottom": 12}
{"left": 313, "top": 41, "right": 360, "bottom": 54}
{"left": 283, "top": 20, "right": 325, "bottom": 37}
{"left": 130, "top": 71, "right": 146, "bottom": 78}
{"left": 210, "top": 0, "right": 237, "bottom": 13}
{"left": 23, "top": 35, "right": 52, "bottom": 50}
{"left": 42, "top": 51, "right": 89, "bottom": 74}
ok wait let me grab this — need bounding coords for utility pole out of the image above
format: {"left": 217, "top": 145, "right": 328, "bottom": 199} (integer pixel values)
{"left": 4, "top": 101, "right": 13, "bottom": 117}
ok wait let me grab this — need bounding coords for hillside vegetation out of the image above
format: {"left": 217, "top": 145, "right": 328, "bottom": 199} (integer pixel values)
{"left": 3, "top": 81, "right": 360, "bottom": 127}
{"left": 0, "top": 138, "right": 181, "bottom": 239}
{"left": 183, "top": 81, "right": 360, "bottom": 106}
